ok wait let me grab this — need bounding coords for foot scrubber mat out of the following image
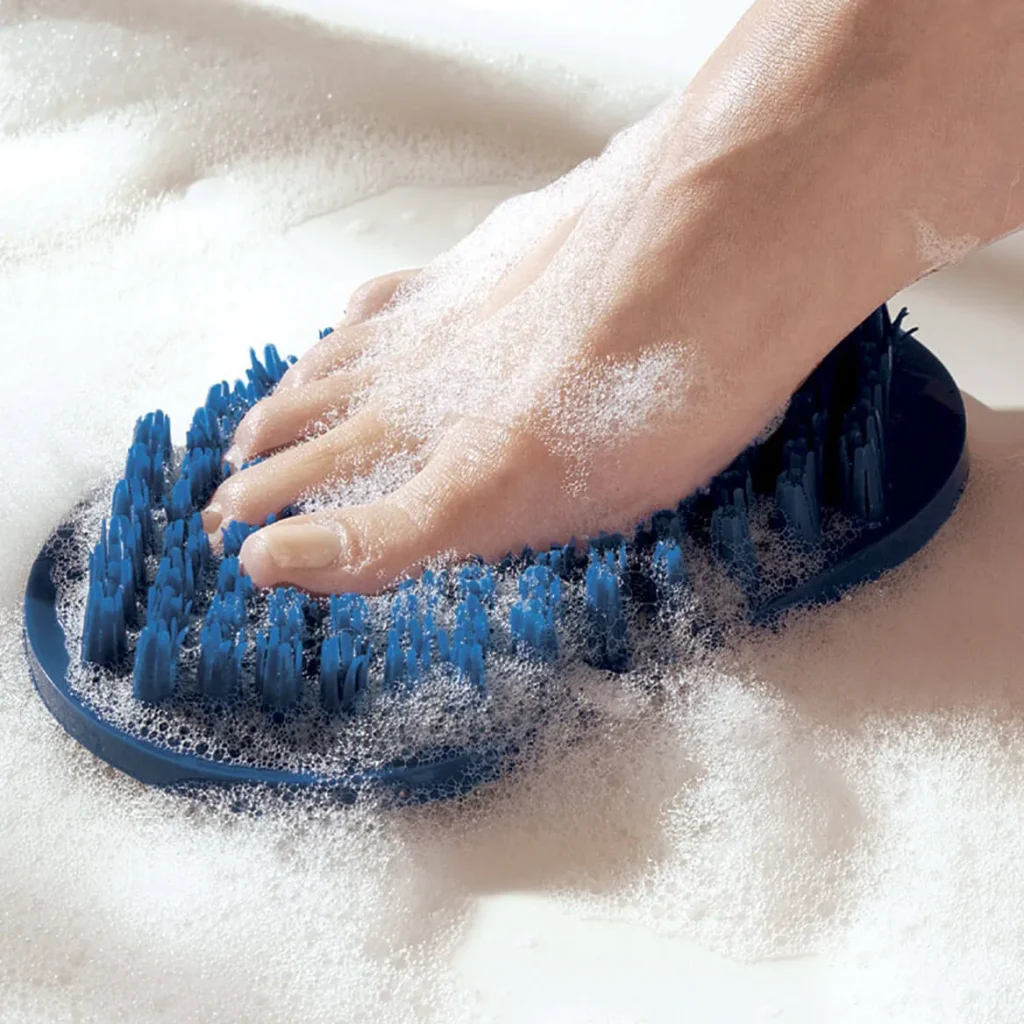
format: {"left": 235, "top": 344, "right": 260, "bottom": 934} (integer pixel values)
{"left": 24, "top": 304, "right": 968, "bottom": 805}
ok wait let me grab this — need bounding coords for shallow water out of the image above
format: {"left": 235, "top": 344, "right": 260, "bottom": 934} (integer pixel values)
{"left": 4, "top": 2, "right": 1024, "bottom": 1022}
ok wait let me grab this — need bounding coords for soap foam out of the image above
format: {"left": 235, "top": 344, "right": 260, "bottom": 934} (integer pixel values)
{"left": 912, "top": 215, "right": 981, "bottom": 275}
{"left": 5, "top": 3, "right": 1024, "bottom": 1023}
{"left": 348, "top": 97, "right": 697, "bottom": 478}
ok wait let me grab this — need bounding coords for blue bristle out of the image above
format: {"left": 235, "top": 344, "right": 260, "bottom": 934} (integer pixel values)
{"left": 82, "top": 579, "right": 127, "bottom": 666}
{"left": 342, "top": 656, "right": 371, "bottom": 711}
{"left": 267, "top": 587, "right": 307, "bottom": 636}
{"left": 453, "top": 639, "right": 485, "bottom": 691}
{"left": 509, "top": 600, "right": 556, "bottom": 660}
{"left": 220, "top": 520, "right": 257, "bottom": 558}
{"left": 132, "top": 411, "right": 172, "bottom": 459}
{"left": 185, "top": 513, "right": 211, "bottom": 577}
{"left": 584, "top": 542, "right": 630, "bottom": 672}
{"left": 839, "top": 400, "right": 886, "bottom": 524}
{"left": 133, "top": 618, "right": 187, "bottom": 703}
{"left": 113, "top": 558, "right": 137, "bottom": 625}
{"left": 230, "top": 379, "right": 254, "bottom": 411}
{"left": 110, "top": 514, "right": 144, "bottom": 584}
{"left": 776, "top": 471, "right": 819, "bottom": 546}
{"left": 162, "top": 518, "right": 186, "bottom": 554}
{"left": 146, "top": 582, "right": 192, "bottom": 629}
{"left": 710, "top": 504, "right": 759, "bottom": 591}
{"left": 205, "top": 381, "right": 231, "bottom": 418}
{"left": 163, "top": 515, "right": 208, "bottom": 578}
{"left": 177, "top": 447, "right": 221, "bottom": 510}
{"left": 196, "top": 564, "right": 250, "bottom": 699}
{"left": 112, "top": 476, "right": 155, "bottom": 552}
{"left": 247, "top": 348, "right": 273, "bottom": 398}
{"left": 320, "top": 632, "right": 370, "bottom": 712}
{"left": 776, "top": 438, "right": 821, "bottom": 544}
{"left": 216, "top": 557, "right": 252, "bottom": 597}
{"left": 457, "top": 563, "right": 495, "bottom": 606}
{"left": 328, "top": 593, "right": 370, "bottom": 634}
{"left": 81, "top": 519, "right": 143, "bottom": 656}
{"left": 245, "top": 344, "right": 290, "bottom": 402}
{"left": 715, "top": 465, "right": 754, "bottom": 515}
{"left": 212, "top": 378, "right": 253, "bottom": 425}
{"left": 154, "top": 547, "right": 195, "bottom": 604}
{"left": 651, "top": 508, "right": 686, "bottom": 545}
{"left": 208, "top": 590, "right": 248, "bottom": 631}
{"left": 250, "top": 590, "right": 308, "bottom": 709}
{"left": 125, "top": 443, "right": 165, "bottom": 503}
{"left": 263, "top": 344, "right": 291, "bottom": 382}
{"left": 520, "top": 564, "right": 562, "bottom": 604}
{"left": 534, "top": 548, "right": 560, "bottom": 575}
{"left": 383, "top": 579, "right": 456, "bottom": 690}
{"left": 255, "top": 626, "right": 303, "bottom": 709}
{"left": 389, "top": 581, "right": 417, "bottom": 629}
{"left": 111, "top": 477, "right": 134, "bottom": 517}
{"left": 197, "top": 614, "right": 246, "bottom": 700}
{"left": 405, "top": 646, "right": 421, "bottom": 684}
{"left": 320, "top": 636, "right": 340, "bottom": 700}
{"left": 652, "top": 538, "right": 687, "bottom": 594}
{"left": 384, "top": 630, "right": 405, "bottom": 689}
{"left": 186, "top": 406, "right": 223, "bottom": 452}
{"left": 150, "top": 525, "right": 196, "bottom": 619}
{"left": 166, "top": 476, "right": 192, "bottom": 521}
{"left": 535, "top": 543, "right": 578, "bottom": 578}
{"left": 453, "top": 592, "right": 490, "bottom": 649}
{"left": 510, "top": 564, "right": 561, "bottom": 660}
{"left": 319, "top": 326, "right": 334, "bottom": 339}
{"left": 382, "top": 577, "right": 489, "bottom": 688}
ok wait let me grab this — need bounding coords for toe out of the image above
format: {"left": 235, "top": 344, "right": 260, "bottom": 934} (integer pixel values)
{"left": 239, "top": 500, "right": 423, "bottom": 593}
{"left": 205, "top": 407, "right": 407, "bottom": 533}
{"left": 278, "top": 323, "right": 374, "bottom": 391}
{"left": 344, "top": 269, "right": 420, "bottom": 325}
{"left": 228, "top": 370, "right": 370, "bottom": 465}
{"left": 239, "top": 419, "right": 567, "bottom": 593}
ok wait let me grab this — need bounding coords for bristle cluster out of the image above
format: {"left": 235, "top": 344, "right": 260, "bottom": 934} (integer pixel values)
{"left": 509, "top": 564, "right": 562, "bottom": 660}
{"left": 81, "top": 346, "right": 292, "bottom": 698}
{"left": 381, "top": 566, "right": 493, "bottom": 693}
{"left": 584, "top": 540, "right": 630, "bottom": 672}
{"left": 690, "top": 303, "right": 900, "bottom": 603}
{"left": 82, "top": 412, "right": 168, "bottom": 666}
{"left": 320, "top": 594, "right": 372, "bottom": 713}
{"left": 710, "top": 462, "right": 759, "bottom": 591}
{"left": 255, "top": 588, "right": 309, "bottom": 709}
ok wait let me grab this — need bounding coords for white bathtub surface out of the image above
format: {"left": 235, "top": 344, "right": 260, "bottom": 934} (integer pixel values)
{"left": 3, "top": 3, "right": 1024, "bottom": 1023}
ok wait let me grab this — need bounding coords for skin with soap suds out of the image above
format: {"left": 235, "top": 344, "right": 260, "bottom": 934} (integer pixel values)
{"left": 202, "top": 0, "right": 1024, "bottom": 593}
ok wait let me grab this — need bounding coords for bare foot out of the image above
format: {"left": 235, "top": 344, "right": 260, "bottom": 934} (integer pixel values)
{"left": 203, "top": 0, "right": 1024, "bottom": 594}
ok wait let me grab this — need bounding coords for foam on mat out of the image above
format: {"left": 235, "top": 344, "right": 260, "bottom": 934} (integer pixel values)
{"left": 4, "top": 3, "right": 1024, "bottom": 1023}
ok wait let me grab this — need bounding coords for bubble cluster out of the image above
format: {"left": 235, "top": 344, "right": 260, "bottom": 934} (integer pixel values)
{"left": 913, "top": 215, "right": 982, "bottom": 275}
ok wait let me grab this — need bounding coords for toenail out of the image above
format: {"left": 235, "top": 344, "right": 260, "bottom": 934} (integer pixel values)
{"left": 202, "top": 505, "right": 223, "bottom": 534}
{"left": 244, "top": 521, "right": 345, "bottom": 572}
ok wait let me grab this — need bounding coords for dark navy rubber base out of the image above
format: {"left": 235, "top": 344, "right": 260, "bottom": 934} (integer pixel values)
{"left": 752, "top": 334, "right": 968, "bottom": 620}
{"left": 23, "top": 333, "right": 968, "bottom": 801}
{"left": 23, "top": 559, "right": 497, "bottom": 804}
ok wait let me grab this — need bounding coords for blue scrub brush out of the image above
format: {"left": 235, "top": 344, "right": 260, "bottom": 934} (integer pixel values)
{"left": 23, "top": 304, "right": 968, "bottom": 804}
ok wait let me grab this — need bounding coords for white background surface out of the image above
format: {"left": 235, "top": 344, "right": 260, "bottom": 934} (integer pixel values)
{"left": 3, "top": 2, "right": 1024, "bottom": 1022}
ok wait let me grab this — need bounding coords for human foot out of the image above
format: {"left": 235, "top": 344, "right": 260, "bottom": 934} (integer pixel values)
{"left": 205, "top": 0, "right": 1024, "bottom": 595}
{"left": 205, "top": 166, "right": 882, "bottom": 594}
